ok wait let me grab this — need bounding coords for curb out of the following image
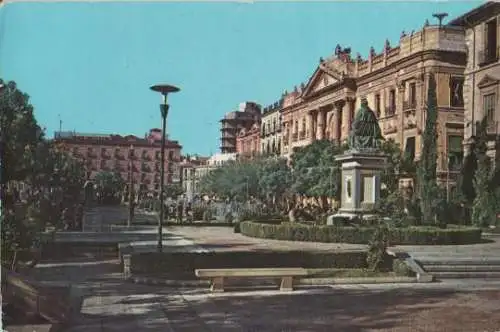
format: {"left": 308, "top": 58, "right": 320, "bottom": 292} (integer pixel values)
{"left": 128, "top": 275, "right": 418, "bottom": 287}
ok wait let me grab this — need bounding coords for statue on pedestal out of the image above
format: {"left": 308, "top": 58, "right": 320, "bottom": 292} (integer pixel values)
{"left": 347, "top": 98, "right": 384, "bottom": 152}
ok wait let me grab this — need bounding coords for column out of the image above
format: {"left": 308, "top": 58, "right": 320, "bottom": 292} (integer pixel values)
{"left": 316, "top": 108, "right": 326, "bottom": 140}
{"left": 308, "top": 110, "right": 316, "bottom": 143}
{"left": 341, "top": 98, "right": 353, "bottom": 140}
{"left": 334, "top": 100, "right": 345, "bottom": 142}
{"left": 397, "top": 81, "right": 405, "bottom": 145}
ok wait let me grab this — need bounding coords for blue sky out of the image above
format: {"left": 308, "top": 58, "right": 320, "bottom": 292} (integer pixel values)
{"left": 0, "top": 1, "right": 482, "bottom": 155}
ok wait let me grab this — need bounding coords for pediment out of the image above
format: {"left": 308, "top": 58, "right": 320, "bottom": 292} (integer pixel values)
{"left": 477, "top": 75, "right": 499, "bottom": 89}
{"left": 302, "top": 63, "right": 343, "bottom": 98}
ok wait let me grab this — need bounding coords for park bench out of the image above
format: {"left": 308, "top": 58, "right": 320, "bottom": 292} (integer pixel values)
{"left": 194, "top": 267, "right": 308, "bottom": 292}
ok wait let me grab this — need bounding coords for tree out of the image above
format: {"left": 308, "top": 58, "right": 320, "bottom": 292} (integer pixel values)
{"left": 471, "top": 118, "right": 497, "bottom": 227}
{"left": 417, "top": 74, "right": 441, "bottom": 225}
{"left": 94, "top": 171, "right": 125, "bottom": 204}
{"left": 164, "top": 183, "right": 184, "bottom": 199}
{"left": 290, "top": 140, "right": 346, "bottom": 210}
{"left": 257, "top": 157, "right": 293, "bottom": 210}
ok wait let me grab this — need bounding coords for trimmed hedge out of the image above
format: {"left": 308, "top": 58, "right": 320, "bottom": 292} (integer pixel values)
{"left": 129, "top": 250, "right": 374, "bottom": 275}
{"left": 239, "top": 221, "right": 483, "bottom": 245}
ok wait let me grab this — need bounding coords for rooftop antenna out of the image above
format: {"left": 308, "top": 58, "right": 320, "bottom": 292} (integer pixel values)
{"left": 58, "top": 114, "right": 63, "bottom": 133}
{"left": 432, "top": 12, "right": 448, "bottom": 27}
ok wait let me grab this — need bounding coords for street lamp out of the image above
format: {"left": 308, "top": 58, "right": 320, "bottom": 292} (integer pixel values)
{"left": 150, "top": 84, "right": 180, "bottom": 252}
{"left": 128, "top": 144, "right": 135, "bottom": 227}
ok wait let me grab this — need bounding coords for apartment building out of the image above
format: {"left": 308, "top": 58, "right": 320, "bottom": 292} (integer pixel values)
{"left": 53, "top": 128, "right": 182, "bottom": 196}
{"left": 219, "top": 101, "right": 261, "bottom": 154}
{"left": 449, "top": 1, "right": 500, "bottom": 161}
{"left": 260, "top": 99, "right": 283, "bottom": 155}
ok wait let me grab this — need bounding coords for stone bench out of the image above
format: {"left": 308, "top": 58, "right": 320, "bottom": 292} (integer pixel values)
{"left": 194, "top": 268, "right": 309, "bottom": 292}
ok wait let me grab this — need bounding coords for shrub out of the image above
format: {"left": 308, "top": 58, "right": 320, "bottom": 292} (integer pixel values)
{"left": 129, "top": 250, "right": 369, "bottom": 275}
{"left": 367, "top": 223, "right": 389, "bottom": 271}
{"left": 233, "top": 222, "right": 241, "bottom": 233}
{"left": 224, "top": 211, "right": 234, "bottom": 224}
{"left": 239, "top": 221, "right": 482, "bottom": 245}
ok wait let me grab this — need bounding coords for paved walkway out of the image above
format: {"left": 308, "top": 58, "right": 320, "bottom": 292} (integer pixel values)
{"left": 14, "top": 206, "right": 500, "bottom": 331}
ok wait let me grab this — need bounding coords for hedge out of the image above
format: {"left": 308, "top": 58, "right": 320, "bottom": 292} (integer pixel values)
{"left": 239, "top": 221, "right": 483, "bottom": 245}
{"left": 129, "top": 250, "right": 375, "bottom": 275}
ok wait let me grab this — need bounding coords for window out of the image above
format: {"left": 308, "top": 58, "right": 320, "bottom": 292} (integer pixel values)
{"left": 387, "top": 89, "right": 396, "bottom": 115}
{"left": 409, "top": 82, "right": 417, "bottom": 108}
{"left": 375, "top": 94, "right": 381, "bottom": 117}
{"left": 450, "top": 77, "right": 464, "bottom": 107}
{"left": 447, "top": 135, "right": 463, "bottom": 171}
{"left": 483, "top": 19, "right": 498, "bottom": 64}
{"left": 484, "top": 93, "right": 496, "bottom": 122}
{"left": 404, "top": 137, "right": 416, "bottom": 161}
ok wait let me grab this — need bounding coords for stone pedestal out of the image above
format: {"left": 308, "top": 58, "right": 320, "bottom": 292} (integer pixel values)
{"left": 328, "top": 150, "right": 386, "bottom": 223}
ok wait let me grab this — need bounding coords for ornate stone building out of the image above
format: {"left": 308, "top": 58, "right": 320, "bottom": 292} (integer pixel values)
{"left": 219, "top": 101, "right": 261, "bottom": 154}
{"left": 449, "top": 1, "right": 500, "bottom": 161}
{"left": 235, "top": 122, "right": 261, "bottom": 158}
{"left": 281, "top": 18, "right": 467, "bottom": 181}
{"left": 260, "top": 99, "right": 283, "bottom": 155}
{"left": 53, "top": 128, "right": 182, "bottom": 196}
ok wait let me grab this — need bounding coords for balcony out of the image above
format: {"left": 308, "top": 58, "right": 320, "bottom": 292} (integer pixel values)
{"left": 478, "top": 47, "right": 499, "bottom": 67}
{"left": 142, "top": 153, "right": 151, "bottom": 161}
{"left": 385, "top": 105, "right": 396, "bottom": 117}
{"left": 129, "top": 154, "right": 138, "bottom": 160}
{"left": 141, "top": 164, "right": 151, "bottom": 173}
{"left": 487, "top": 121, "right": 499, "bottom": 135}
{"left": 403, "top": 100, "right": 417, "bottom": 111}
{"left": 298, "top": 131, "right": 306, "bottom": 140}
{"left": 283, "top": 137, "right": 289, "bottom": 146}
{"left": 292, "top": 132, "right": 298, "bottom": 142}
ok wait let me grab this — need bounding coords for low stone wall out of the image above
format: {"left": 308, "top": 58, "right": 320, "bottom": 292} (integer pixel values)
{"left": 124, "top": 250, "right": 379, "bottom": 276}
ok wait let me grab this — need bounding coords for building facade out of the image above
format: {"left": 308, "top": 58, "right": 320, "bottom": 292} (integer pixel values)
{"left": 236, "top": 122, "right": 261, "bottom": 158}
{"left": 260, "top": 99, "right": 283, "bottom": 155}
{"left": 220, "top": 101, "right": 261, "bottom": 154}
{"left": 180, "top": 155, "right": 209, "bottom": 202}
{"left": 449, "top": 2, "right": 500, "bottom": 161}
{"left": 281, "top": 19, "right": 467, "bottom": 182}
{"left": 54, "top": 128, "right": 182, "bottom": 196}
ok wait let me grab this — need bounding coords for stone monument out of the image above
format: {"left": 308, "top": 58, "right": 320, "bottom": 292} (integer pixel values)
{"left": 327, "top": 98, "right": 387, "bottom": 223}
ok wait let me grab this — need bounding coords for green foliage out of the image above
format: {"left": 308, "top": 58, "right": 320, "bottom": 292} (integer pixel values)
{"left": 417, "top": 74, "right": 440, "bottom": 224}
{"left": 94, "top": 171, "right": 125, "bottom": 204}
{"left": 0, "top": 80, "right": 44, "bottom": 183}
{"left": 471, "top": 120, "right": 497, "bottom": 227}
{"left": 366, "top": 222, "right": 390, "bottom": 271}
{"left": 164, "top": 183, "right": 184, "bottom": 199}
{"left": 239, "top": 221, "right": 482, "bottom": 245}
{"left": 291, "top": 140, "right": 344, "bottom": 203}
{"left": 1, "top": 79, "right": 86, "bottom": 265}
{"left": 129, "top": 250, "right": 369, "bottom": 275}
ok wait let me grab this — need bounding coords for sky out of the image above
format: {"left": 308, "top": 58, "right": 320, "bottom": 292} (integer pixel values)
{"left": 0, "top": 1, "right": 483, "bottom": 155}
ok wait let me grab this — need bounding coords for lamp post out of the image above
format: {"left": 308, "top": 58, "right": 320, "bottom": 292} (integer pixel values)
{"left": 128, "top": 144, "right": 135, "bottom": 227}
{"left": 150, "top": 84, "right": 180, "bottom": 252}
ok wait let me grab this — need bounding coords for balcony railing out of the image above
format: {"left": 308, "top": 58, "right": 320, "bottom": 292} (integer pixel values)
{"left": 292, "top": 132, "right": 298, "bottom": 142}
{"left": 298, "top": 131, "right": 306, "bottom": 140}
{"left": 403, "top": 100, "right": 417, "bottom": 111}
{"left": 142, "top": 154, "right": 151, "bottom": 161}
{"left": 385, "top": 105, "right": 396, "bottom": 117}
{"left": 478, "top": 47, "right": 499, "bottom": 66}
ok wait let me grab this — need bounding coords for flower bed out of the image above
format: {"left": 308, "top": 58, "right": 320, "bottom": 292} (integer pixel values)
{"left": 239, "top": 221, "right": 483, "bottom": 245}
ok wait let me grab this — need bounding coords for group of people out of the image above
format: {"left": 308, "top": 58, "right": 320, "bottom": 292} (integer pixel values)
{"left": 164, "top": 200, "right": 193, "bottom": 222}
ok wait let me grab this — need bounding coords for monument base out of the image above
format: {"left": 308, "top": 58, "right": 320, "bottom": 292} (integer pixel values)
{"left": 326, "top": 211, "right": 378, "bottom": 225}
